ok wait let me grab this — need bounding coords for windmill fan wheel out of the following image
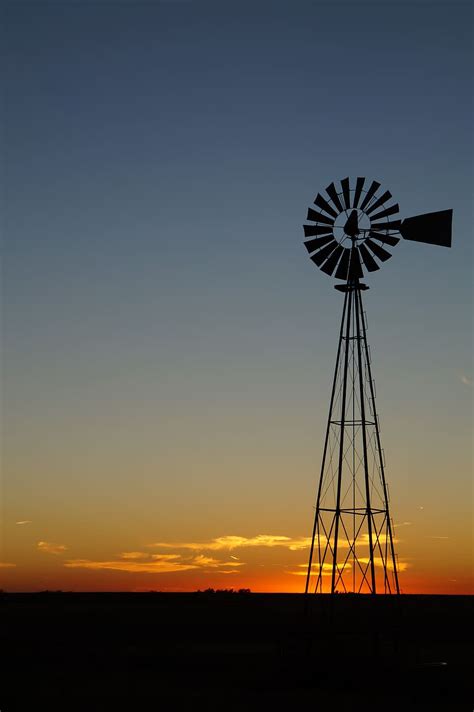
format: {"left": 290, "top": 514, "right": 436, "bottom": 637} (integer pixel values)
{"left": 303, "top": 178, "right": 401, "bottom": 280}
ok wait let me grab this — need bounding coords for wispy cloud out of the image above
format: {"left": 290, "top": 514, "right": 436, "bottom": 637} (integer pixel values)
{"left": 289, "top": 556, "right": 409, "bottom": 576}
{"left": 150, "top": 554, "right": 182, "bottom": 561}
{"left": 191, "top": 555, "right": 244, "bottom": 568}
{"left": 287, "top": 563, "right": 343, "bottom": 577}
{"left": 147, "top": 533, "right": 398, "bottom": 555}
{"left": 461, "top": 374, "right": 472, "bottom": 386}
{"left": 61, "top": 532, "right": 407, "bottom": 580}
{"left": 64, "top": 558, "right": 199, "bottom": 574}
{"left": 64, "top": 552, "right": 244, "bottom": 575}
{"left": 358, "top": 557, "right": 409, "bottom": 572}
{"left": 147, "top": 534, "right": 312, "bottom": 552}
{"left": 0, "top": 562, "right": 16, "bottom": 568}
{"left": 16, "top": 520, "right": 32, "bottom": 525}
{"left": 120, "top": 552, "right": 149, "bottom": 560}
{"left": 37, "top": 541, "right": 67, "bottom": 555}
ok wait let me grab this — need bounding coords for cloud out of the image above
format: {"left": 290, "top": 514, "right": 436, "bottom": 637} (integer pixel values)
{"left": 461, "top": 375, "right": 472, "bottom": 386}
{"left": 192, "top": 555, "right": 225, "bottom": 567}
{"left": 148, "top": 534, "right": 312, "bottom": 552}
{"left": 147, "top": 533, "right": 398, "bottom": 555}
{"left": 63, "top": 552, "right": 245, "bottom": 575}
{"left": 16, "top": 520, "right": 32, "bottom": 525}
{"left": 426, "top": 536, "right": 449, "bottom": 540}
{"left": 64, "top": 559, "right": 199, "bottom": 574}
{"left": 150, "top": 554, "right": 182, "bottom": 561}
{"left": 0, "top": 562, "right": 16, "bottom": 568}
{"left": 289, "top": 556, "right": 409, "bottom": 576}
{"left": 358, "top": 557, "right": 409, "bottom": 572}
{"left": 120, "top": 552, "right": 149, "bottom": 560}
{"left": 37, "top": 541, "right": 67, "bottom": 555}
{"left": 287, "top": 563, "right": 341, "bottom": 577}
{"left": 191, "top": 555, "right": 244, "bottom": 568}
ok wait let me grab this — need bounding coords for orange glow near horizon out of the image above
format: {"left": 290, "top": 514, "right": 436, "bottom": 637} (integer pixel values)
{"left": 3, "top": 480, "right": 472, "bottom": 596}
{"left": 1, "top": 543, "right": 472, "bottom": 595}
{"left": 1, "top": 573, "right": 472, "bottom": 596}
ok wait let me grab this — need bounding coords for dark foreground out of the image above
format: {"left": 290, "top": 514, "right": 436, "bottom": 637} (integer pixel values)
{"left": 1, "top": 593, "right": 472, "bottom": 711}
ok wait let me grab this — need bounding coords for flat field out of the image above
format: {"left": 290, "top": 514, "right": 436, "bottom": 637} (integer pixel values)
{"left": 1, "top": 593, "right": 472, "bottom": 711}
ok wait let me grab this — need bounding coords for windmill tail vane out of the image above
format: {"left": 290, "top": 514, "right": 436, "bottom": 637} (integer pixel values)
{"left": 302, "top": 177, "right": 452, "bottom": 595}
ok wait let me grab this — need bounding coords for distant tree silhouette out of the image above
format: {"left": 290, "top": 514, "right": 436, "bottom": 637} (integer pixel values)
{"left": 196, "top": 587, "right": 251, "bottom": 595}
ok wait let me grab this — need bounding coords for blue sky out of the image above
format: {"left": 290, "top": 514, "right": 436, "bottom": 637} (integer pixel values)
{"left": 1, "top": 0, "right": 472, "bottom": 592}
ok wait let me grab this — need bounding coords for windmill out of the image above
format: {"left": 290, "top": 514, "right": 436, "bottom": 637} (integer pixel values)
{"left": 303, "top": 177, "right": 452, "bottom": 595}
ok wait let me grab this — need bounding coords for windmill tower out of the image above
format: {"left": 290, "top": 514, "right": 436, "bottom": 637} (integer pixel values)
{"left": 303, "top": 178, "right": 452, "bottom": 595}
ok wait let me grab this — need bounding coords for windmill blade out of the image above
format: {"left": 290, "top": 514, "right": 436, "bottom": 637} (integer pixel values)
{"left": 307, "top": 208, "right": 335, "bottom": 226}
{"left": 369, "top": 203, "right": 400, "bottom": 222}
{"left": 325, "top": 182, "right": 345, "bottom": 213}
{"left": 359, "top": 180, "right": 381, "bottom": 212}
{"left": 310, "top": 240, "right": 338, "bottom": 267}
{"left": 341, "top": 177, "right": 351, "bottom": 210}
{"left": 359, "top": 243, "right": 380, "bottom": 272}
{"left": 334, "top": 247, "right": 351, "bottom": 280}
{"left": 314, "top": 193, "right": 339, "bottom": 219}
{"left": 352, "top": 177, "right": 365, "bottom": 209}
{"left": 304, "top": 235, "right": 335, "bottom": 254}
{"left": 369, "top": 231, "right": 400, "bottom": 247}
{"left": 303, "top": 224, "right": 334, "bottom": 238}
{"left": 365, "top": 238, "right": 392, "bottom": 262}
{"left": 365, "top": 190, "right": 393, "bottom": 216}
{"left": 348, "top": 247, "right": 364, "bottom": 279}
{"left": 371, "top": 219, "right": 402, "bottom": 231}
{"left": 400, "top": 209, "right": 452, "bottom": 247}
{"left": 320, "top": 245, "right": 344, "bottom": 275}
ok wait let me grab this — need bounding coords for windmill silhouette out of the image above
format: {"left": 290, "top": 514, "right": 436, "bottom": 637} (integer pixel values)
{"left": 303, "top": 177, "right": 452, "bottom": 594}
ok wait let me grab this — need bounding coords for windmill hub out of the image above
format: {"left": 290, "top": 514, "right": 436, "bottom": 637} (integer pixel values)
{"left": 333, "top": 209, "right": 371, "bottom": 245}
{"left": 343, "top": 209, "right": 360, "bottom": 238}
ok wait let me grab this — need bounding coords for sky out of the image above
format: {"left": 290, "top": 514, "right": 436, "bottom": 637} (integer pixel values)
{"left": 1, "top": 0, "right": 472, "bottom": 594}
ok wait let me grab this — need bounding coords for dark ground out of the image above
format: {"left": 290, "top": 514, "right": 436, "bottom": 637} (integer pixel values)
{"left": 1, "top": 592, "right": 472, "bottom": 711}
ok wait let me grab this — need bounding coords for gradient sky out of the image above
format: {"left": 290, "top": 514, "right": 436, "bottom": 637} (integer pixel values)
{"left": 1, "top": 0, "right": 472, "bottom": 593}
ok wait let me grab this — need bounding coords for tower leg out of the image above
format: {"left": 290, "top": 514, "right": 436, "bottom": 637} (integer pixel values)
{"left": 304, "top": 290, "right": 349, "bottom": 596}
{"left": 357, "top": 287, "right": 400, "bottom": 595}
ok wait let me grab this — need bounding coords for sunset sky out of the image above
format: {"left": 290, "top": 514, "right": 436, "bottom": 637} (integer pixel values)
{"left": 2, "top": 0, "right": 472, "bottom": 594}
